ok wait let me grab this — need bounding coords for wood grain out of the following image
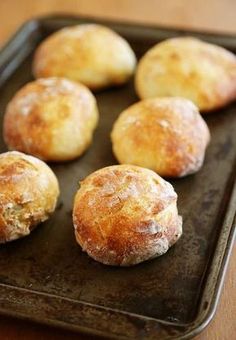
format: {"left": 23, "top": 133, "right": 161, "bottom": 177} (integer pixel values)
{"left": 0, "top": 1, "right": 235, "bottom": 339}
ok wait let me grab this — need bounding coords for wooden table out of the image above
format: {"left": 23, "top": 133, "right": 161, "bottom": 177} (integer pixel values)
{"left": 0, "top": 1, "right": 235, "bottom": 339}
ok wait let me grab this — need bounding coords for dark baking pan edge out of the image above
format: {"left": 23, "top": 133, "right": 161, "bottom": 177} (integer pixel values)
{"left": 0, "top": 15, "right": 235, "bottom": 340}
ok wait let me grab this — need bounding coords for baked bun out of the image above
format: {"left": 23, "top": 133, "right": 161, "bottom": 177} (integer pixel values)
{"left": 73, "top": 165, "right": 182, "bottom": 266}
{"left": 135, "top": 37, "right": 236, "bottom": 112}
{"left": 3, "top": 77, "right": 98, "bottom": 161}
{"left": 111, "top": 97, "right": 210, "bottom": 177}
{"left": 0, "top": 151, "right": 59, "bottom": 243}
{"left": 33, "top": 24, "right": 136, "bottom": 90}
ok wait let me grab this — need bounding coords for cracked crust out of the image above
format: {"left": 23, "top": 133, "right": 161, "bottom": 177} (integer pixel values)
{"left": 73, "top": 165, "right": 182, "bottom": 266}
{"left": 33, "top": 24, "right": 136, "bottom": 90}
{"left": 111, "top": 97, "right": 210, "bottom": 177}
{"left": 0, "top": 151, "right": 59, "bottom": 243}
{"left": 135, "top": 37, "right": 236, "bottom": 112}
{"left": 3, "top": 77, "right": 99, "bottom": 161}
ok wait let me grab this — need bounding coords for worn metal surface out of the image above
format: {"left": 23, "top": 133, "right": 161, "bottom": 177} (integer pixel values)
{"left": 0, "top": 16, "right": 235, "bottom": 339}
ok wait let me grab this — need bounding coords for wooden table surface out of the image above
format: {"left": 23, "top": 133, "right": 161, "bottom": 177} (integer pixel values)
{"left": 0, "top": 1, "right": 235, "bottom": 339}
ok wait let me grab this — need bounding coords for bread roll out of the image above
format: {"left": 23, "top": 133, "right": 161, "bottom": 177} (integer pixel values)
{"left": 111, "top": 97, "right": 210, "bottom": 177}
{"left": 0, "top": 151, "right": 59, "bottom": 243}
{"left": 135, "top": 37, "right": 236, "bottom": 112}
{"left": 73, "top": 165, "right": 182, "bottom": 266}
{"left": 33, "top": 24, "right": 136, "bottom": 90}
{"left": 3, "top": 77, "right": 98, "bottom": 161}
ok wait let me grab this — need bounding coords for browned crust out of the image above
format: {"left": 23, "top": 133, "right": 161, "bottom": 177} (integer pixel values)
{"left": 33, "top": 24, "right": 136, "bottom": 90}
{"left": 0, "top": 151, "right": 59, "bottom": 243}
{"left": 135, "top": 37, "right": 236, "bottom": 112}
{"left": 3, "top": 77, "right": 99, "bottom": 161}
{"left": 111, "top": 97, "right": 210, "bottom": 178}
{"left": 73, "top": 165, "right": 182, "bottom": 266}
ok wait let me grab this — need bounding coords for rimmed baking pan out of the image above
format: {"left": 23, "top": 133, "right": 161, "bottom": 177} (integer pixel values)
{"left": 0, "top": 15, "right": 235, "bottom": 339}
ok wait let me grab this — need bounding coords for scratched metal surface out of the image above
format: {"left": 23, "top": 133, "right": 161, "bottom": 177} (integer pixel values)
{"left": 0, "top": 16, "right": 235, "bottom": 339}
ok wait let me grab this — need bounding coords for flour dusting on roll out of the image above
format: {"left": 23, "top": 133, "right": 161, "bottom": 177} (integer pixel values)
{"left": 135, "top": 37, "right": 236, "bottom": 112}
{"left": 73, "top": 165, "right": 182, "bottom": 266}
{"left": 3, "top": 77, "right": 99, "bottom": 161}
{"left": 0, "top": 151, "right": 59, "bottom": 243}
{"left": 33, "top": 24, "right": 136, "bottom": 90}
{"left": 111, "top": 97, "right": 210, "bottom": 177}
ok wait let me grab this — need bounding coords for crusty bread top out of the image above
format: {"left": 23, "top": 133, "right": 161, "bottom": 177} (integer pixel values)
{"left": 73, "top": 165, "right": 182, "bottom": 265}
{"left": 111, "top": 97, "right": 210, "bottom": 177}
{"left": 3, "top": 77, "right": 98, "bottom": 161}
{"left": 33, "top": 24, "right": 136, "bottom": 90}
{"left": 135, "top": 37, "right": 236, "bottom": 112}
{"left": 0, "top": 151, "right": 59, "bottom": 242}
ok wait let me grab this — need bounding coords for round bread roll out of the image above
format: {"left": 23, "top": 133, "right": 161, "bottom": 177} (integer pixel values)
{"left": 33, "top": 24, "right": 136, "bottom": 90}
{"left": 135, "top": 37, "right": 236, "bottom": 112}
{"left": 111, "top": 97, "right": 210, "bottom": 177}
{"left": 0, "top": 151, "right": 59, "bottom": 243}
{"left": 73, "top": 165, "right": 182, "bottom": 266}
{"left": 3, "top": 77, "right": 99, "bottom": 161}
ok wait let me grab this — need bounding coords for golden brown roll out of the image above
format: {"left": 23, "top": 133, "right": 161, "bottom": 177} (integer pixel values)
{"left": 3, "top": 77, "right": 99, "bottom": 161}
{"left": 0, "top": 151, "right": 59, "bottom": 243}
{"left": 73, "top": 165, "right": 182, "bottom": 266}
{"left": 135, "top": 37, "right": 236, "bottom": 112}
{"left": 111, "top": 97, "right": 210, "bottom": 177}
{"left": 33, "top": 24, "right": 136, "bottom": 90}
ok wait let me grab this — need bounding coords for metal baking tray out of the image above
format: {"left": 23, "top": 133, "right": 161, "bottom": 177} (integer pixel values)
{"left": 0, "top": 15, "right": 235, "bottom": 340}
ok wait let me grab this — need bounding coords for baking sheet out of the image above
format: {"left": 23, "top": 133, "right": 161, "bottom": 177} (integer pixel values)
{"left": 0, "top": 15, "right": 235, "bottom": 339}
